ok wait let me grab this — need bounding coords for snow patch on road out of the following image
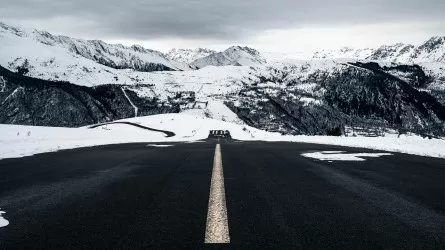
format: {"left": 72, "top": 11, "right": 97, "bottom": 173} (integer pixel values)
{"left": 302, "top": 151, "right": 393, "bottom": 161}
{"left": 265, "top": 135, "right": 445, "bottom": 159}
{"left": 147, "top": 144, "right": 173, "bottom": 147}
{"left": 0, "top": 209, "right": 9, "bottom": 227}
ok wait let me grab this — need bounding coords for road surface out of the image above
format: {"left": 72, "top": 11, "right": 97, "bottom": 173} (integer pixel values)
{"left": 0, "top": 139, "right": 445, "bottom": 249}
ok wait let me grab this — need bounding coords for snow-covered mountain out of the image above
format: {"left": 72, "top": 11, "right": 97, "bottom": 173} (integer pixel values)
{"left": 313, "top": 47, "right": 375, "bottom": 60}
{"left": 191, "top": 46, "right": 267, "bottom": 68}
{"left": 311, "top": 36, "right": 445, "bottom": 63}
{"left": 1, "top": 21, "right": 444, "bottom": 137}
{"left": 369, "top": 37, "right": 445, "bottom": 63}
{"left": 165, "top": 48, "right": 216, "bottom": 64}
{"left": 0, "top": 22, "right": 192, "bottom": 72}
{"left": 261, "top": 51, "right": 314, "bottom": 62}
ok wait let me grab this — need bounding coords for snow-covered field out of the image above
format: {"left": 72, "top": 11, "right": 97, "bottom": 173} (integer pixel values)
{"left": 0, "top": 114, "right": 274, "bottom": 160}
{"left": 1, "top": 114, "right": 444, "bottom": 160}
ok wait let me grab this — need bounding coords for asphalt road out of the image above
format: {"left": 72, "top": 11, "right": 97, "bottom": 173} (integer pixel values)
{"left": 0, "top": 139, "right": 445, "bottom": 249}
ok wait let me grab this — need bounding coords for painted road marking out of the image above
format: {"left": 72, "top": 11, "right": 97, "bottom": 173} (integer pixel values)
{"left": 205, "top": 144, "right": 230, "bottom": 244}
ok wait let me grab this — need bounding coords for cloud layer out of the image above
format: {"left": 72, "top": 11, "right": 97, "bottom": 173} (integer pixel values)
{"left": 1, "top": 0, "right": 444, "bottom": 40}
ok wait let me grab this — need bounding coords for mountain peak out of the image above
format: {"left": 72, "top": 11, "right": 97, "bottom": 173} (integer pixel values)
{"left": 419, "top": 36, "right": 445, "bottom": 50}
{"left": 165, "top": 48, "right": 216, "bottom": 64}
{"left": 191, "top": 46, "right": 265, "bottom": 69}
{"left": 0, "top": 21, "right": 29, "bottom": 37}
{"left": 226, "top": 46, "right": 260, "bottom": 56}
{"left": 130, "top": 44, "right": 148, "bottom": 53}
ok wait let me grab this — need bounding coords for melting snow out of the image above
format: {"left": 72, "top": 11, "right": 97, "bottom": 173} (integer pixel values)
{"left": 147, "top": 144, "right": 174, "bottom": 147}
{"left": 302, "top": 151, "right": 393, "bottom": 161}
{"left": 0, "top": 209, "right": 9, "bottom": 227}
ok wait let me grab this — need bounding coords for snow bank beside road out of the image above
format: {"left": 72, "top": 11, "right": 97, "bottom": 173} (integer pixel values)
{"left": 264, "top": 135, "right": 445, "bottom": 159}
{"left": 1, "top": 113, "right": 444, "bottom": 160}
{"left": 0, "top": 114, "right": 273, "bottom": 160}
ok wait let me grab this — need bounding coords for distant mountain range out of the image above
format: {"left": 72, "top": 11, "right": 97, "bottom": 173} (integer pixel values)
{"left": 312, "top": 37, "right": 445, "bottom": 63}
{"left": 2, "top": 21, "right": 445, "bottom": 74}
{"left": 0, "top": 22, "right": 192, "bottom": 72}
{"left": 165, "top": 47, "right": 268, "bottom": 69}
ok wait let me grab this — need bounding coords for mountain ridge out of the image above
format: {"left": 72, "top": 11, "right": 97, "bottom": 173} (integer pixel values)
{"left": 0, "top": 21, "right": 192, "bottom": 72}
{"left": 312, "top": 36, "right": 445, "bottom": 63}
{"left": 165, "top": 48, "right": 216, "bottom": 65}
{"left": 191, "top": 46, "right": 267, "bottom": 68}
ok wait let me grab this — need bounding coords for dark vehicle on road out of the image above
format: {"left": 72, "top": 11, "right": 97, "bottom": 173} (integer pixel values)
{"left": 208, "top": 130, "right": 232, "bottom": 139}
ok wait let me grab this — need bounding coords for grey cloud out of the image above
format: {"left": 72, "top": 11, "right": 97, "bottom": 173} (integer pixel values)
{"left": 0, "top": 0, "right": 444, "bottom": 40}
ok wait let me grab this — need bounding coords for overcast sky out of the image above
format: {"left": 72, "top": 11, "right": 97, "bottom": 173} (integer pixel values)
{"left": 1, "top": 0, "right": 444, "bottom": 52}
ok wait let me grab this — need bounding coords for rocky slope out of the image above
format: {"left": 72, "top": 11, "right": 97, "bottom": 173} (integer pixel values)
{"left": 165, "top": 48, "right": 216, "bottom": 65}
{"left": 225, "top": 61, "right": 445, "bottom": 137}
{"left": 0, "top": 65, "right": 181, "bottom": 127}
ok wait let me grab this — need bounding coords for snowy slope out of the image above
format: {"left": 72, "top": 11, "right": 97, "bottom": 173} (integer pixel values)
{"left": 191, "top": 46, "right": 267, "bottom": 68}
{"left": 180, "top": 100, "right": 247, "bottom": 125}
{"left": 0, "top": 114, "right": 276, "bottom": 159}
{"left": 0, "top": 29, "right": 132, "bottom": 86}
{"left": 165, "top": 48, "right": 216, "bottom": 64}
{"left": 0, "top": 22, "right": 191, "bottom": 72}
{"left": 125, "top": 65, "right": 271, "bottom": 100}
